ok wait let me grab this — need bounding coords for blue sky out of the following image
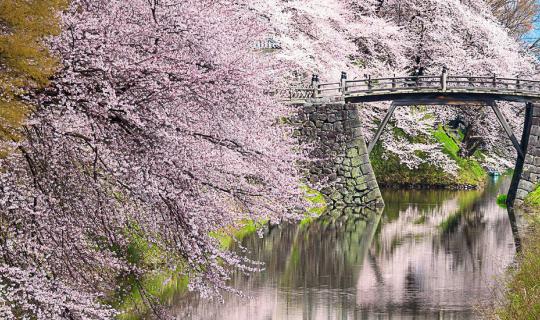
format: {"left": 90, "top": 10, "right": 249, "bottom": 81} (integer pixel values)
{"left": 523, "top": 0, "right": 540, "bottom": 43}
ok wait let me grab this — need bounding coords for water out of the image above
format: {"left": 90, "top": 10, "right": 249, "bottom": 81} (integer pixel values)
{"left": 171, "top": 177, "right": 518, "bottom": 319}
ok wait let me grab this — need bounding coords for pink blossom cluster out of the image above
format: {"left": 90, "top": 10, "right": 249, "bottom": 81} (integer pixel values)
{"left": 253, "top": 0, "right": 538, "bottom": 170}
{"left": 0, "top": 0, "right": 304, "bottom": 317}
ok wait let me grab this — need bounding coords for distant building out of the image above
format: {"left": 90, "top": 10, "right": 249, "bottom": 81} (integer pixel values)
{"left": 254, "top": 37, "right": 282, "bottom": 50}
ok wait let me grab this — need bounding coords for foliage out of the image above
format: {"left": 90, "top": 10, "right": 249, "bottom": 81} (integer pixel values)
{"left": 255, "top": 0, "right": 536, "bottom": 173}
{"left": 493, "top": 218, "right": 540, "bottom": 320}
{"left": 497, "top": 194, "right": 508, "bottom": 207}
{"left": 0, "top": 0, "right": 67, "bottom": 152}
{"left": 0, "top": 0, "right": 305, "bottom": 318}
{"left": 524, "top": 184, "right": 540, "bottom": 207}
{"left": 486, "top": 0, "right": 539, "bottom": 37}
{"left": 371, "top": 124, "right": 486, "bottom": 187}
{"left": 432, "top": 126, "right": 487, "bottom": 185}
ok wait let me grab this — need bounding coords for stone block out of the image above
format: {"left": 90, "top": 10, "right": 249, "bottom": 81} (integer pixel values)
{"left": 344, "top": 119, "right": 361, "bottom": 129}
{"left": 351, "top": 157, "right": 362, "bottom": 167}
{"left": 330, "top": 191, "right": 343, "bottom": 201}
{"left": 304, "top": 106, "right": 316, "bottom": 113}
{"left": 346, "top": 147, "right": 359, "bottom": 158}
{"left": 361, "top": 163, "right": 373, "bottom": 174}
{"left": 327, "top": 114, "right": 337, "bottom": 123}
{"left": 351, "top": 167, "right": 361, "bottom": 178}
{"left": 355, "top": 184, "right": 367, "bottom": 192}
{"left": 532, "top": 105, "right": 540, "bottom": 116}
{"left": 367, "top": 179, "right": 379, "bottom": 190}
{"left": 355, "top": 176, "right": 366, "bottom": 185}
{"left": 322, "top": 123, "right": 333, "bottom": 131}
{"left": 531, "top": 125, "right": 540, "bottom": 137}
{"left": 519, "top": 179, "right": 535, "bottom": 192}
{"left": 516, "top": 188, "right": 529, "bottom": 200}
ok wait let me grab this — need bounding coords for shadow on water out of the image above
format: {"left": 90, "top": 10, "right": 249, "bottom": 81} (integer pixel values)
{"left": 170, "top": 176, "right": 520, "bottom": 320}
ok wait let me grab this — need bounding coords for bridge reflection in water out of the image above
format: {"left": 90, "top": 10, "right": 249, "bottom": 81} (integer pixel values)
{"left": 171, "top": 177, "right": 518, "bottom": 319}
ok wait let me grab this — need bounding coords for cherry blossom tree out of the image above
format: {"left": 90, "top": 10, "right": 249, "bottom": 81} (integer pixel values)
{"left": 256, "top": 0, "right": 537, "bottom": 172}
{"left": 0, "top": 0, "right": 304, "bottom": 317}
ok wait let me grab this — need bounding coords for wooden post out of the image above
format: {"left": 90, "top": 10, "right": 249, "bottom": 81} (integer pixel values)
{"left": 311, "top": 74, "right": 319, "bottom": 98}
{"left": 391, "top": 74, "right": 396, "bottom": 90}
{"left": 367, "top": 75, "right": 372, "bottom": 92}
{"left": 516, "top": 76, "right": 521, "bottom": 91}
{"left": 368, "top": 103, "right": 398, "bottom": 154}
{"left": 340, "top": 71, "right": 347, "bottom": 97}
{"left": 491, "top": 101, "right": 524, "bottom": 159}
{"left": 492, "top": 74, "right": 497, "bottom": 89}
{"left": 440, "top": 67, "right": 448, "bottom": 91}
{"left": 507, "top": 102, "right": 533, "bottom": 207}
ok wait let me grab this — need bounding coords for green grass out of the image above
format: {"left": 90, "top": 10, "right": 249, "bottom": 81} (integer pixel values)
{"left": 525, "top": 185, "right": 540, "bottom": 207}
{"left": 371, "top": 125, "right": 486, "bottom": 187}
{"left": 110, "top": 225, "right": 189, "bottom": 319}
{"left": 299, "top": 186, "right": 327, "bottom": 226}
{"left": 494, "top": 218, "right": 540, "bottom": 320}
{"left": 432, "top": 126, "right": 486, "bottom": 185}
{"left": 116, "top": 186, "right": 327, "bottom": 317}
{"left": 497, "top": 194, "right": 508, "bottom": 208}
{"left": 210, "top": 219, "right": 261, "bottom": 250}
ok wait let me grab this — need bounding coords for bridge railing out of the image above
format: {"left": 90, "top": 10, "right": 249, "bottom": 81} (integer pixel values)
{"left": 273, "top": 73, "right": 540, "bottom": 101}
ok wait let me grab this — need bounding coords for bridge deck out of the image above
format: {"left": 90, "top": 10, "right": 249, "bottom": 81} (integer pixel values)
{"left": 278, "top": 75, "right": 540, "bottom": 104}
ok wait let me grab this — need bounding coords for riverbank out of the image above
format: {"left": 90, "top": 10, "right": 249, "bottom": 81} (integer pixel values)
{"left": 489, "top": 190, "right": 540, "bottom": 319}
{"left": 114, "top": 187, "right": 327, "bottom": 319}
{"left": 371, "top": 126, "right": 488, "bottom": 189}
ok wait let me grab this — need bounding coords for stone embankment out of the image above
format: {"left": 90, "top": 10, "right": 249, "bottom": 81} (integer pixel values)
{"left": 294, "top": 98, "right": 384, "bottom": 212}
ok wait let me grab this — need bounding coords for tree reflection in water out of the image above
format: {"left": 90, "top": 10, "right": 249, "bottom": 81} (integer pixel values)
{"left": 171, "top": 177, "right": 518, "bottom": 320}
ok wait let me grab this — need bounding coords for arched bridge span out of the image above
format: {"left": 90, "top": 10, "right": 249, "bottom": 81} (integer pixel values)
{"left": 283, "top": 73, "right": 540, "bottom": 207}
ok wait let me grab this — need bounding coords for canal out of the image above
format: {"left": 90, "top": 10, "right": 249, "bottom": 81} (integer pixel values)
{"left": 170, "top": 176, "right": 518, "bottom": 319}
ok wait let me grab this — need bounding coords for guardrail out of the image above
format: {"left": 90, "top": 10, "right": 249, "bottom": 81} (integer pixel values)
{"left": 272, "top": 73, "right": 540, "bottom": 101}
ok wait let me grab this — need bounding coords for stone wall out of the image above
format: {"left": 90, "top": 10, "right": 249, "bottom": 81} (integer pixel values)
{"left": 513, "top": 103, "right": 540, "bottom": 206}
{"left": 295, "top": 98, "right": 384, "bottom": 213}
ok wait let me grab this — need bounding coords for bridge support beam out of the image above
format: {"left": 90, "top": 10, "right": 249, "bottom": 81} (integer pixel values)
{"left": 368, "top": 103, "right": 397, "bottom": 154}
{"left": 295, "top": 99, "right": 384, "bottom": 212}
{"left": 509, "top": 103, "right": 540, "bottom": 207}
{"left": 491, "top": 101, "right": 524, "bottom": 159}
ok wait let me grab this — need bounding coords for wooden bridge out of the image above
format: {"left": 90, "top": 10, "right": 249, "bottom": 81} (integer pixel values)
{"left": 278, "top": 73, "right": 540, "bottom": 105}
{"left": 281, "top": 72, "right": 540, "bottom": 207}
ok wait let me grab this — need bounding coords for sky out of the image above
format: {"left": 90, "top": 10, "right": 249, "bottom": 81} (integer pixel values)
{"left": 523, "top": 0, "right": 540, "bottom": 44}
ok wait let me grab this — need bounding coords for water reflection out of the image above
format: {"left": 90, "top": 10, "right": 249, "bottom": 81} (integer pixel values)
{"left": 171, "top": 177, "right": 518, "bottom": 319}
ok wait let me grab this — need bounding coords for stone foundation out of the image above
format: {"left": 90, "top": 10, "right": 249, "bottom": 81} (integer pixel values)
{"left": 295, "top": 98, "right": 384, "bottom": 211}
{"left": 514, "top": 103, "right": 540, "bottom": 206}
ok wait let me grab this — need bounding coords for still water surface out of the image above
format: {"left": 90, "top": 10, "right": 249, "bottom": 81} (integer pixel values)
{"left": 172, "top": 177, "right": 518, "bottom": 319}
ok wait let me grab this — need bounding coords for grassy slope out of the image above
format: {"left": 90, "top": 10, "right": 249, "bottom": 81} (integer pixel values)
{"left": 489, "top": 188, "right": 540, "bottom": 319}
{"left": 371, "top": 125, "right": 486, "bottom": 187}
{"left": 493, "top": 207, "right": 540, "bottom": 319}
{"left": 116, "top": 188, "right": 326, "bottom": 318}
